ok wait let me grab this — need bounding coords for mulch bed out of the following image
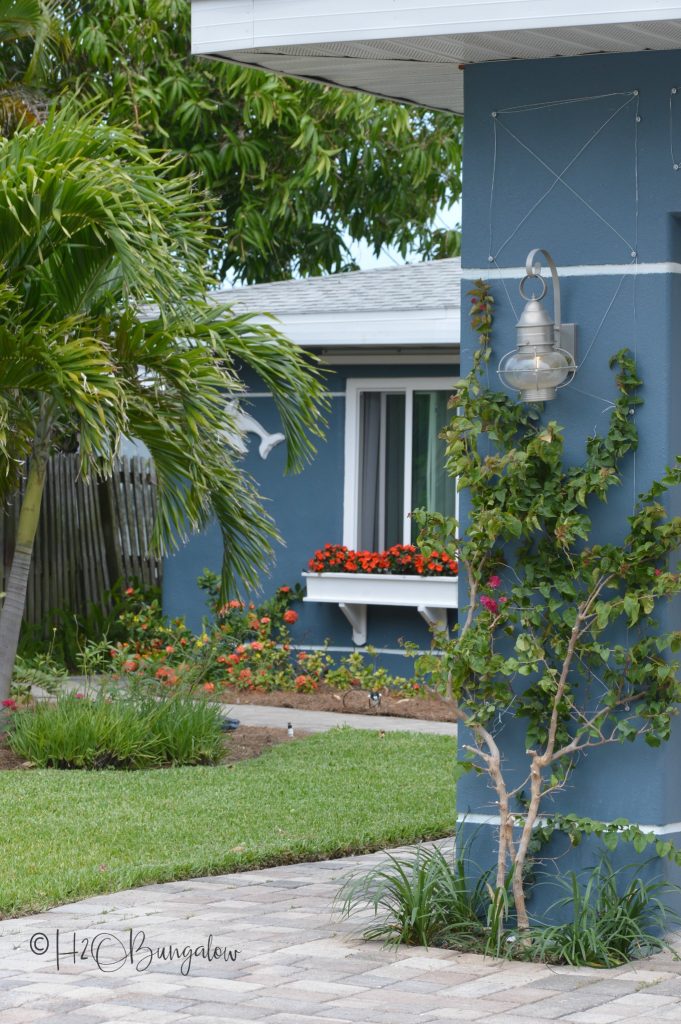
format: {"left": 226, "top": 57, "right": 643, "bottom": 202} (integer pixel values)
{"left": 219, "top": 684, "right": 457, "bottom": 722}
{"left": 0, "top": 742, "right": 30, "bottom": 770}
{"left": 222, "top": 725, "right": 308, "bottom": 764}
{"left": 0, "top": 725, "right": 307, "bottom": 771}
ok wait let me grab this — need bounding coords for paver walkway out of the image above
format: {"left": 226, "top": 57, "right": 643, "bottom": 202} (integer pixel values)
{"left": 2, "top": 842, "right": 681, "bottom": 1024}
{"left": 222, "top": 702, "right": 455, "bottom": 735}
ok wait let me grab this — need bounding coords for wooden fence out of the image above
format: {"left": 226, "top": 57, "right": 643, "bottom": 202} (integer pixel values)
{"left": 0, "top": 455, "right": 162, "bottom": 626}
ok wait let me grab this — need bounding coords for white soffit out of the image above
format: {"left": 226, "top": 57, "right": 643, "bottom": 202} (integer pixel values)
{"left": 191, "top": 1, "right": 681, "bottom": 113}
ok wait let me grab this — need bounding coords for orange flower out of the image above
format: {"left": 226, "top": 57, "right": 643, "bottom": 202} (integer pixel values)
{"left": 283, "top": 610, "right": 298, "bottom": 624}
{"left": 203, "top": 683, "right": 215, "bottom": 693}
{"left": 155, "top": 666, "right": 177, "bottom": 685}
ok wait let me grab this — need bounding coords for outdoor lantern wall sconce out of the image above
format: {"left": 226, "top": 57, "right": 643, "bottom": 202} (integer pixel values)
{"left": 497, "top": 248, "right": 577, "bottom": 402}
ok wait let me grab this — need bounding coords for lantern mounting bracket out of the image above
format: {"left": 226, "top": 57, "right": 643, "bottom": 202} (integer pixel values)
{"left": 524, "top": 248, "right": 577, "bottom": 362}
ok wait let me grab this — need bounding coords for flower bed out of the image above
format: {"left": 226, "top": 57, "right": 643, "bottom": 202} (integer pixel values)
{"left": 308, "top": 543, "right": 458, "bottom": 576}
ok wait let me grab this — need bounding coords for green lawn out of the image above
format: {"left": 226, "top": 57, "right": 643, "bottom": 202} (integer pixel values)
{"left": 0, "top": 727, "right": 456, "bottom": 918}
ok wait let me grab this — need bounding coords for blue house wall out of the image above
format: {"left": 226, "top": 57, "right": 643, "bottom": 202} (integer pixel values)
{"left": 163, "top": 360, "right": 459, "bottom": 675}
{"left": 459, "top": 50, "right": 681, "bottom": 887}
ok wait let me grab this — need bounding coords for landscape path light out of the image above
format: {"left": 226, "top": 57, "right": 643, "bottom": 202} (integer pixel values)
{"left": 497, "top": 248, "right": 577, "bottom": 401}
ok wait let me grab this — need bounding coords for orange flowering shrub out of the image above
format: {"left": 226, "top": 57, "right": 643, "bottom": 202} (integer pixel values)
{"left": 102, "top": 574, "right": 427, "bottom": 699}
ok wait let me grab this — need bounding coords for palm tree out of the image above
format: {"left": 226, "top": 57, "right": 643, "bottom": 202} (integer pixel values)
{"left": 0, "top": 0, "right": 65, "bottom": 134}
{"left": 0, "top": 104, "right": 326, "bottom": 698}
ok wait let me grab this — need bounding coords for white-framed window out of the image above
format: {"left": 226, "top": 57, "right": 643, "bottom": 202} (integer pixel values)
{"left": 343, "top": 377, "right": 459, "bottom": 550}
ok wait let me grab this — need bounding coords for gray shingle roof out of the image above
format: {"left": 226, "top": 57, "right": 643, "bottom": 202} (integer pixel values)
{"left": 212, "top": 257, "right": 461, "bottom": 316}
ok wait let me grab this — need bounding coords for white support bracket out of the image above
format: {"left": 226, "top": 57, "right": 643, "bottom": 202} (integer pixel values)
{"left": 417, "top": 605, "right": 449, "bottom": 635}
{"left": 338, "top": 602, "right": 367, "bottom": 646}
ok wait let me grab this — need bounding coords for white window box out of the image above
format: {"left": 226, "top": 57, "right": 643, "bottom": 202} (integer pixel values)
{"left": 302, "top": 571, "right": 458, "bottom": 645}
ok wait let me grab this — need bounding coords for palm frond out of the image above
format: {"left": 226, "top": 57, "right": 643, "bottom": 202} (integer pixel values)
{"left": 0, "top": 104, "right": 327, "bottom": 594}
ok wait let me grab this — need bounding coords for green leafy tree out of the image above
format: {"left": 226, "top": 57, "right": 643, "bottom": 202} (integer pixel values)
{"left": 415, "top": 281, "right": 681, "bottom": 930}
{"left": 0, "top": 103, "right": 326, "bottom": 700}
{"left": 32, "top": 0, "right": 462, "bottom": 282}
{"left": 0, "top": 0, "right": 67, "bottom": 132}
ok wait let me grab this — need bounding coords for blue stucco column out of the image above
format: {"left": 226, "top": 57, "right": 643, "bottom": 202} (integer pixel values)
{"left": 458, "top": 49, "right": 681, "bottom": 907}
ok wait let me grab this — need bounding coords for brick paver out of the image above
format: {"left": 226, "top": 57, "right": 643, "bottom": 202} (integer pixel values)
{"left": 2, "top": 844, "right": 681, "bottom": 1023}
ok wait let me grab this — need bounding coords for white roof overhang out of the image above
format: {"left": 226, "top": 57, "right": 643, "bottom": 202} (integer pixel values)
{"left": 228, "top": 307, "right": 459, "bottom": 351}
{"left": 191, "top": 1, "right": 681, "bottom": 113}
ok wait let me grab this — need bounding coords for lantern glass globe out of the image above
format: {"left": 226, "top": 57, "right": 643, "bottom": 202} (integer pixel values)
{"left": 499, "top": 346, "right": 573, "bottom": 400}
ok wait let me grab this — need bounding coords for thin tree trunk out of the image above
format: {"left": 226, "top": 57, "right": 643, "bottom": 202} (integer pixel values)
{"left": 0, "top": 454, "right": 48, "bottom": 700}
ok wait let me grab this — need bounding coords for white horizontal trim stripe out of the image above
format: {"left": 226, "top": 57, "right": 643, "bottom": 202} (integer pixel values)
{"left": 235, "top": 391, "right": 346, "bottom": 399}
{"left": 463, "top": 262, "right": 681, "bottom": 279}
{"left": 289, "top": 643, "right": 433, "bottom": 656}
{"left": 459, "top": 813, "right": 681, "bottom": 836}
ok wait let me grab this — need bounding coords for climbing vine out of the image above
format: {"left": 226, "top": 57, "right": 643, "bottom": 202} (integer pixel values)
{"left": 414, "top": 279, "right": 681, "bottom": 929}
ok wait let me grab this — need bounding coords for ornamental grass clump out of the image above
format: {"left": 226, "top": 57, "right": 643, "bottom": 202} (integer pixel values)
{"left": 336, "top": 843, "right": 498, "bottom": 952}
{"left": 6, "top": 693, "right": 225, "bottom": 769}
{"left": 526, "top": 859, "right": 679, "bottom": 967}
{"left": 337, "top": 847, "right": 679, "bottom": 966}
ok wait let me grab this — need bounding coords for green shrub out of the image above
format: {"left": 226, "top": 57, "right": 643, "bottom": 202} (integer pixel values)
{"left": 6, "top": 693, "right": 225, "bottom": 769}
{"left": 17, "top": 579, "right": 161, "bottom": 671}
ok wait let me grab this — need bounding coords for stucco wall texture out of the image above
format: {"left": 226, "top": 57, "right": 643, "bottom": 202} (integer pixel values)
{"left": 459, "top": 50, "right": 681, "bottom": 846}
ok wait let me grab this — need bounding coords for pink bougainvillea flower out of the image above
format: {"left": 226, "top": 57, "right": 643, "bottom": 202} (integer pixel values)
{"left": 499, "top": 596, "right": 509, "bottom": 604}
{"left": 655, "top": 568, "right": 662, "bottom": 576}
{"left": 488, "top": 575, "right": 502, "bottom": 589}
{"left": 480, "top": 595, "right": 499, "bottom": 614}
{"left": 283, "top": 610, "right": 298, "bottom": 624}
{"left": 74, "top": 693, "right": 85, "bottom": 699}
